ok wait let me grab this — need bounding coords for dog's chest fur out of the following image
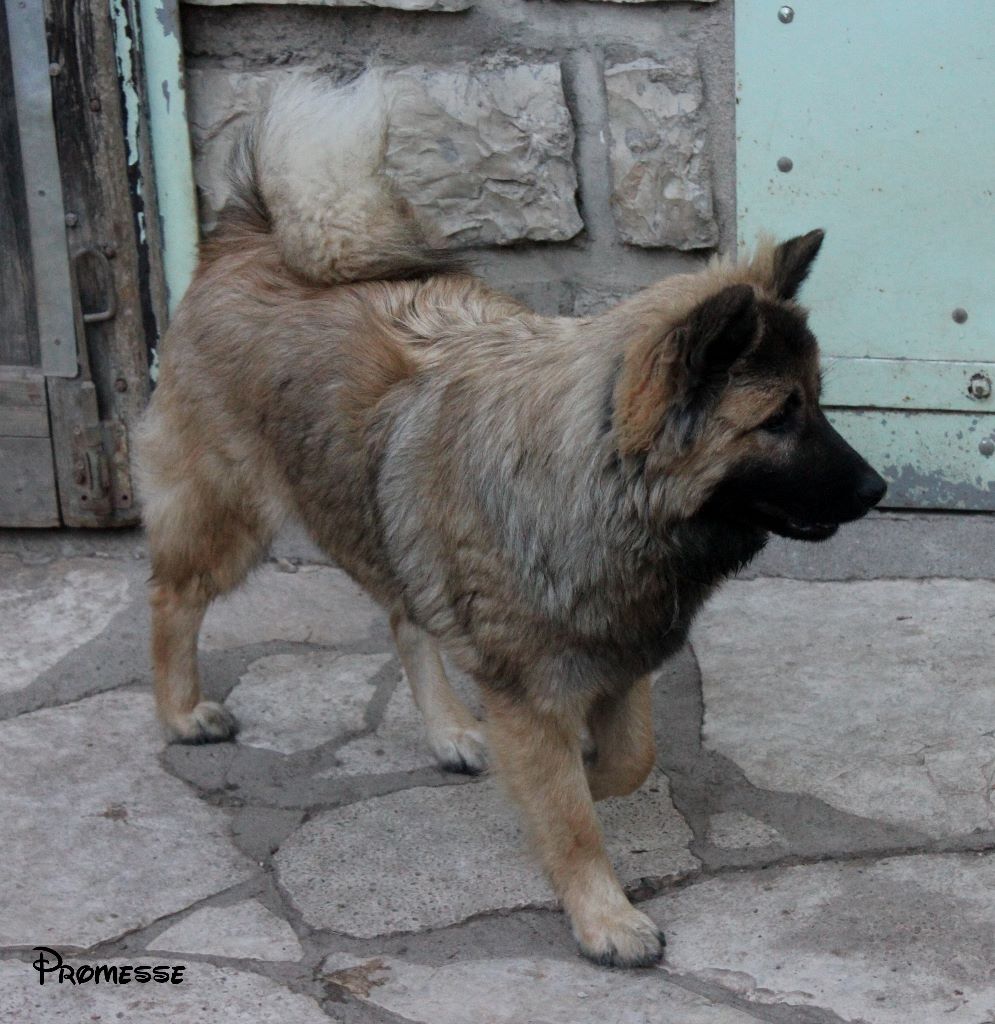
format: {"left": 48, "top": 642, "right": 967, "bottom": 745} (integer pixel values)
{"left": 373, "top": 365, "right": 767, "bottom": 694}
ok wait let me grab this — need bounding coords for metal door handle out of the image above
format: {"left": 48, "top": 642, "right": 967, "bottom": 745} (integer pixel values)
{"left": 73, "top": 246, "right": 117, "bottom": 324}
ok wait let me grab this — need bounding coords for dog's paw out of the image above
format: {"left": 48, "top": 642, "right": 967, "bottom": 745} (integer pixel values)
{"left": 429, "top": 724, "right": 488, "bottom": 775}
{"left": 166, "top": 701, "right": 239, "bottom": 745}
{"left": 574, "top": 906, "right": 666, "bottom": 969}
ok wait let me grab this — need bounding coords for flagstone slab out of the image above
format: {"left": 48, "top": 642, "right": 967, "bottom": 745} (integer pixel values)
{"left": 692, "top": 579, "right": 995, "bottom": 837}
{"left": 316, "top": 667, "right": 480, "bottom": 777}
{"left": 0, "top": 555, "right": 131, "bottom": 694}
{"left": 226, "top": 651, "right": 393, "bottom": 754}
{"left": 322, "top": 953, "right": 757, "bottom": 1024}
{"left": 0, "top": 690, "right": 253, "bottom": 948}
{"left": 706, "top": 812, "right": 785, "bottom": 851}
{"left": 199, "top": 564, "right": 383, "bottom": 651}
{"left": 0, "top": 957, "right": 336, "bottom": 1023}
{"left": 316, "top": 677, "right": 433, "bottom": 776}
{"left": 149, "top": 900, "right": 303, "bottom": 962}
{"left": 649, "top": 852, "right": 995, "bottom": 1024}
{"left": 276, "top": 772, "right": 695, "bottom": 935}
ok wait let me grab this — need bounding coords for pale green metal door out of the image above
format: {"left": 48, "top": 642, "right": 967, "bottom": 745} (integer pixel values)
{"left": 736, "top": 0, "right": 995, "bottom": 509}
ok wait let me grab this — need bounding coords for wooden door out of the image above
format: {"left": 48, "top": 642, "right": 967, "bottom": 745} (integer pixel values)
{"left": 1, "top": 0, "right": 161, "bottom": 527}
{"left": 1, "top": 0, "right": 65, "bottom": 525}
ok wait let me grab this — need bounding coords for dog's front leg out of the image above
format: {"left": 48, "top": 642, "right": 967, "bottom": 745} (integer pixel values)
{"left": 484, "top": 687, "right": 665, "bottom": 968}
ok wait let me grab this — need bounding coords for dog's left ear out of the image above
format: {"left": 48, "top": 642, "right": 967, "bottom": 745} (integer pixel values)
{"left": 674, "top": 283, "right": 759, "bottom": 397}
{"left": 615, "top": 285, "right": 757, "bottom": 456}
{"left": 771, "top": 229, "right": 825, "bottom": 300}
{"left": 662, "top": 283, "right": 758, "bottom": 447}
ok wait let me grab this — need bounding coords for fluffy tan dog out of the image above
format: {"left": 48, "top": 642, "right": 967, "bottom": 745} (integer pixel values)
{"left": 137, "top": 74, "right": 885, "bottom": 967}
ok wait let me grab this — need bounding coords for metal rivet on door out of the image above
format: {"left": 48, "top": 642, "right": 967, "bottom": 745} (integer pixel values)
{"left": 777, "top": 156, "right": 794, "bottom": 173}
{"left": 952, "top": 308, "right": 968, "bottom": 324}
{"left": 967, "top": 373, "right": 992, "bottom": 401}
{"left": 778, "top": 6, "right": 794, "bottom": 23}
{"left": 979, "top": 439, "right": 995, "bottom": 458}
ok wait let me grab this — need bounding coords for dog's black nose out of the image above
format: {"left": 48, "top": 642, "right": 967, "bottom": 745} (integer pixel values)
{"left": 857, "top": 469, "right": 887, "bottom": 508}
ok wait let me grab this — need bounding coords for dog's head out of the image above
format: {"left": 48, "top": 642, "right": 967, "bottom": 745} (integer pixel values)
{"left": 614, "top": 230, "right": 886, "bottom": 540}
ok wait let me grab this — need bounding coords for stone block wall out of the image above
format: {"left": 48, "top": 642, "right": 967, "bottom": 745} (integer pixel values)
{"left": 180, "top": 0, "right": 734, "bottom": 315}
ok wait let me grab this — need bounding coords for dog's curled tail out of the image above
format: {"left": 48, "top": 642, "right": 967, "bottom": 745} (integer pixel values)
{"left": 222, "top": 72, "right": 458, "bottom": 284}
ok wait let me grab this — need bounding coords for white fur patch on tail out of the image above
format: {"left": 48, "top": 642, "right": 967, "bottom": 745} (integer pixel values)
{"left": 250, "top": 72, "right": 450, "bottom": 284}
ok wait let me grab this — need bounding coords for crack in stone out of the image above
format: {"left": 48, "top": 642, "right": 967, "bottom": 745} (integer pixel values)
{"left": 659, "top": 966, "right": 867, "bottom": 1024}
{"left": 653, "top": 641, "right": 940, "bottom": 873}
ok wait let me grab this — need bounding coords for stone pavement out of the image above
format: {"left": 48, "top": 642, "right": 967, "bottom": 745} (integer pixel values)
{"left": 1, "top": 513, "right": 994, "bottom": 1024}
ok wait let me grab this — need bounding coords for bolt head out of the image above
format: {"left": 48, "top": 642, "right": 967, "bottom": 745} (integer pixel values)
{"left": 64, "top": 212, "right": 78, "bottom": 227}
{"left": 114, "top": 377, "right": 128, "bottom": 393}
{"left": 778, "top": 5, "right": 795, "bottom": 23}
{"left": 952, "top": 307, "right": 968, "bottom": 324}
{"left": 968, "top": 373, "right": 992, "bottom": 401}
{"left": 777, "top": 156, "right": 794, "bottom": 173}
{"left": 979, "top": 438, "right": 995, "bottom": 458}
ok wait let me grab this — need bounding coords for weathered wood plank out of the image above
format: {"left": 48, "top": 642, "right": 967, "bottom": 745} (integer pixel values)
{"left": 0, "top": 0, "right": 39, "bottom": 367}
{"left": 44, "top": 0, "right": 150, "bottom": 526}
{"left": 0, "top": 370, "right": 50, "bottom": 437}
{"left": 0, "top": 436, "right": 60, "bottom": 527}
{"left": 5, "top": 0, "right": 78, "bottom": 377}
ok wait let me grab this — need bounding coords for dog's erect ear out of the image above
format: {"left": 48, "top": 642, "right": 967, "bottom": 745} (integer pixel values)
{"left": 615, "top": 285, "right": 758, "bottom": 456}
{"left": 665, "top": 284, "right": 758, "bottom": 446}
{"left": 770, "top": 229, "right": 824, "bottom": 300}
{"left": 675, "top": 283, "right": 759, "bottom": 395}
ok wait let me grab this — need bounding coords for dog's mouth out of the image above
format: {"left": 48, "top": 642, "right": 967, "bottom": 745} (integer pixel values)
{"left": 769, "top": 519, "right": 840, "bottom": 542}
{"left": 750, "top": 505, "right": 840, "bottom": 541}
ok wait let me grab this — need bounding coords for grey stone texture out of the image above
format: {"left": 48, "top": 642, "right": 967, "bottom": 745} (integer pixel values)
{"left": 199, "top": 563, "right": 382, "bottom": 650}
{"left": 185, "top": 62, "right": 583, "bottom": 246}
{"left": 2, "top": 513, "right": 995, "bottom": 1021}
{"left": 386, "top": 63, "right": 583, "bottom": 246}
{"left": 185, "top": 68, "right": 279, "bottom": 232}
{"left": 706, "top": 811, "right": 786, "bottom": 851}
{"left": 0, "top": 958, "right": 335, "bottom": 1023}
{"left": 605, "top": 56, "right": 718, "bottom": 249}
{"left": 0, "top": 554, "right": 131, "bottom": 695}
{"left": 227, "top": 651, "right": 393, "bottom": 754}
{"left": 316, "top": 674, "right": 436, "bottom": 776}
{"left": 149, "top": 900, "right": 303, "bottom": 961}
{"left": 652, "top": 853, "right": 995, "bottom": 1024}
{"left": 322, "top": 953, "right": 757, "bottom": 1023}
{"left": 693, "top": 578, "right": 995, "bottom": 838}
{"left": 180, "top": 0, "right": 737, "bottom": 314}
{"left": 188, "top": 0, "right": 468, "bottom": 8}
{"left": 0, "top": 689, "right": 253, "bottom": 948}
{"left": 276, "top": 772, "right": 696, "bottom": 935}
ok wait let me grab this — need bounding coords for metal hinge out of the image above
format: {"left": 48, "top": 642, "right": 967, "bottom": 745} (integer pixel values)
{"left": 68, "top": 384, "right": 134, "bottom": 517}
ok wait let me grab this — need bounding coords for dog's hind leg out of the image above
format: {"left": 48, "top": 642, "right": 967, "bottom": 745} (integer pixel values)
{"left": 144, "top": 459, "right": 279, "bottom": 743}
{"left": 484, "top": 686, "right": 665, "bottom": 968}
{"left": 390, "top": 612, "right": 487, "bottom": 774}
{"left": 585, "top": 675, "right": 656, "bottom": 802}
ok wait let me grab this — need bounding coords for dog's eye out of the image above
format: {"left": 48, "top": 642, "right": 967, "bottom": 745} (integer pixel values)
{"left": 758, "top": 393, "right": 799, "bottom": 434}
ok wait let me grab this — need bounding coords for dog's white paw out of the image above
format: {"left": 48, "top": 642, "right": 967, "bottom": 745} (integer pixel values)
{"left": 573, "top": 905, "right": 666, "bottom": 969}
{"left": 166, "top": 701, "right": 239, "bottom": 745}
{"left": 428, "top": 724, "right": 488, "bottom": 775}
